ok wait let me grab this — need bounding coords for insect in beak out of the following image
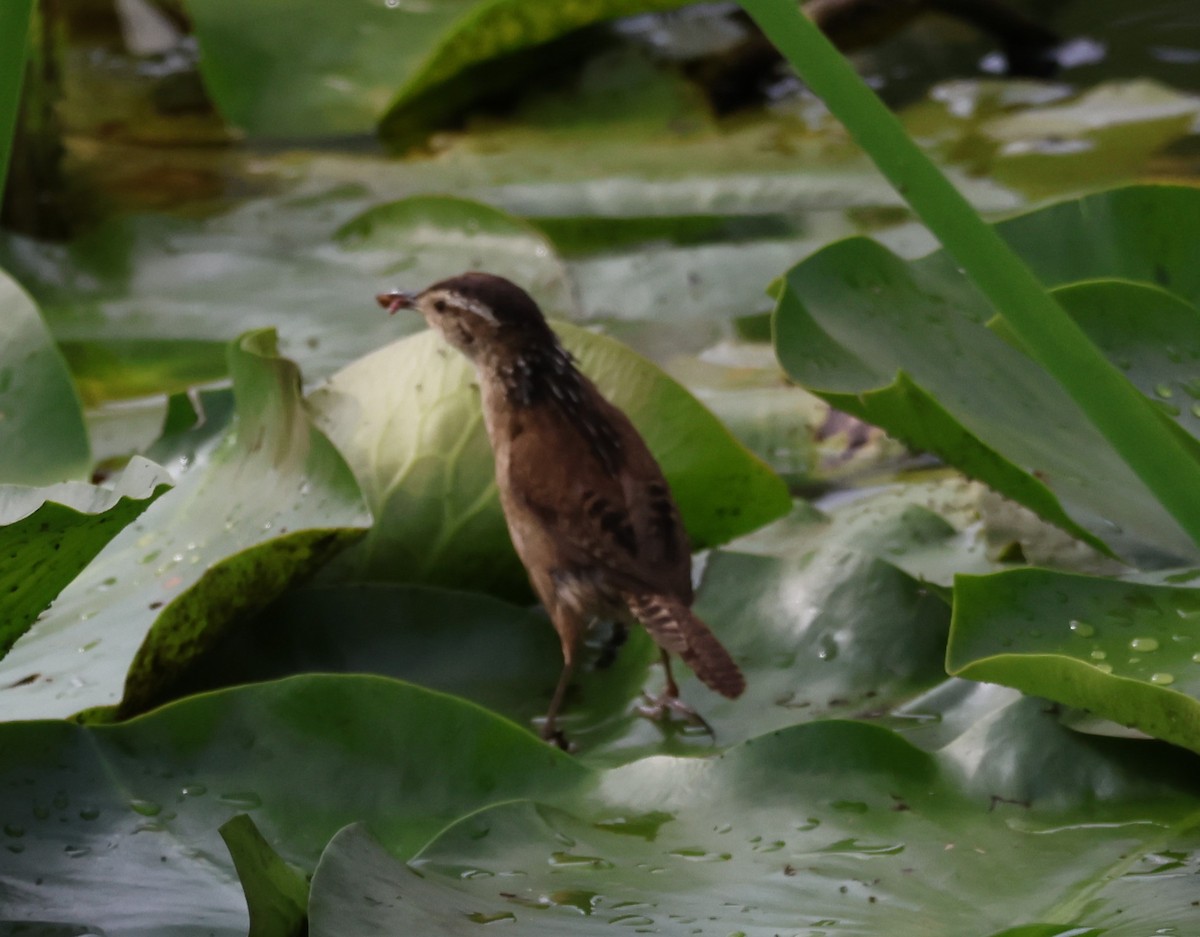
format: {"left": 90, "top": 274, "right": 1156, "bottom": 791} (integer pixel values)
{"left": 376, "top": 290, "right": 417, "bottom": 314}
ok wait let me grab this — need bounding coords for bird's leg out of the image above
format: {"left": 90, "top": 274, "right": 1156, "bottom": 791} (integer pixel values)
{"left": 594, "top": 620, "right": 628, "bottom": 669}
{"left": 637, "top": 650, "right": 715, "bottom": 736}
{"left": 542, "top": 657, "right": 577, "bottom": 750}
{"left": 661, "top": 648, "right": 680, "bottom": 698}
{"left": 540, "top": 611, "right": 583, "bottom": 751}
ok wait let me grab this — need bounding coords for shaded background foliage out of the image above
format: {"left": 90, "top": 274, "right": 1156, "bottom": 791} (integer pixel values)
{"left": 3, "top": 0, "right": 1200, "bottom": 934}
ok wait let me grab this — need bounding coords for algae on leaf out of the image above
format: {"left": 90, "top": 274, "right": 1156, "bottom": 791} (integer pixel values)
{"left": 0, "top": 331, "right": 369, "bottom": 722}
{"left": 157, "top": 497, "right": 957, "bottom": 762}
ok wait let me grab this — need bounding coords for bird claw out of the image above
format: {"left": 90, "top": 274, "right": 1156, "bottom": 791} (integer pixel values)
{"left": 636, "top": 692, "right": 715, "bottom": 737}
{"left": 539, "top": 724, "right": 577, "bottom": 753}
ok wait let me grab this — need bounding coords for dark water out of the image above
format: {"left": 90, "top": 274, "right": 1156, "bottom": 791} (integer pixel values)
{"left": 855, "top": 0, "right": 1200, "bottom": 99}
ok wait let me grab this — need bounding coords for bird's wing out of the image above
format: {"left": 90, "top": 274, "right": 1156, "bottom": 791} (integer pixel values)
{"left": 504, "top": 383, "right": 692, "bottom": 601}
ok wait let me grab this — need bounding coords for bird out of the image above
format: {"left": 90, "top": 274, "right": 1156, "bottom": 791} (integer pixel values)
{"left": 377, "top": 272, "right": 745, "bottom": 746}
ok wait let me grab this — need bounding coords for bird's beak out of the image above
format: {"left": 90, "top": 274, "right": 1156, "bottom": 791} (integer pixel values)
{"left": 376, "top": 290, "right": 417, "bottom": 315}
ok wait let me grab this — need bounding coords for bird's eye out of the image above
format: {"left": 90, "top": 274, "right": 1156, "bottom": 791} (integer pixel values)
{"left": 434, "top": 299, "right": 447, "bottom": 313}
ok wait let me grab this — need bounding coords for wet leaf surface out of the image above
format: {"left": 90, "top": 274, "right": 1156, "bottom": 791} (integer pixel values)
{"left": 772, "top": 185, "right": 1200, "bottom": 564}
{"left": 0, "top": 332, "right": 368, "bottom": 721}
{"left": 5, "top": 6, "right": 1200, "bottom": 933}
{"left": 0, "top": 676, "right": 588, "bottom": 937}
{"left": 949, "top": 568, "right": 1200, "bottom": 754}
{"left": 0, "top": 457, "right": 171, "bottom": 658}
{"left": 308, "top": 716, "right": 1200, "bottom": 936}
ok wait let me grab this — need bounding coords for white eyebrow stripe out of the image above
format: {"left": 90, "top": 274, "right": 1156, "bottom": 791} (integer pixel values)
{"left": 460, "top": 297, "right": 499, "bottom": 324}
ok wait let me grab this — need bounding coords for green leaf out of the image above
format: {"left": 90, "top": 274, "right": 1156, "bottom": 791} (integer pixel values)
{"left": 735, "top": 479, "right": 1008, "bottom": 590}
{"left": 772, "top": 231, "right": 1196, "bottom": 562}
{"left": 377, "top": 0, "right": 701, "bottom": 141}
{"left": 186, "top": 0, "right": 404, "bottom": 136}
{"left": 184, "top": 0, "right": 694, "bottom": 137}
{"left": 0, "top": 268, "right": 89, "bottom": 484}
{"left": 0, "top": 0, "right": 33, "bottom": 204}
{"left": 0, "top": 456, "right": 172, "bottom": 659}
{"left": 307, "top": 718, "right": 1200, "bottom": 935}
{"left": 990, "top": 184, "right": 1200, "bottom": 305}
{"left": 532, "top": 213, "right": 807, "bottom": 257}
{"left": 0, "top": 331, "right": 369, "bottom": 722}
{"left": 2, "top": 196, "right": 574, "bottom": 398}
{"left": 1023, "top": 280, "right": 1200, "bottom": 440}
{"left": 0, "top": 676, "right": 590, "bottom": 936}
{"left": 747, "top": 0, "right": 1200, "bottom": 552}
{"left": 170, "top": 491, "right": 958, "bottom": 762}
{"left": 981, "top": 82, "right": 1200, "bottom": 200}
{"left": 333, "top": 195, "right": 575, "bottom": 318}
{"left": 219, "top": 814, "right": 309, "bottom": 937}
{"left": 170, "top": 582, "right": 653, "bottom": 756}
{"left": 947, "top": 568, "right": 1200, "bottom": 754}
{"left": 166, "top": 532, "right": 945, "bottom": 758}
{"left": 60, "top": 338, "right": 229, "bottom": 403}
{"left": 5, "top": 598, "right": 1200, "bottom": 935}
{"left": 145, "top": 388, "right": 237, "bottom": 472}
{"left": 309, "top": 323, "right": 790, "bottom": 597}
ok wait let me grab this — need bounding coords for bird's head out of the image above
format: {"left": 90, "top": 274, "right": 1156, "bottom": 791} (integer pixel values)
{"left": 377, "top": 272, "right": 551, "bottom": 360}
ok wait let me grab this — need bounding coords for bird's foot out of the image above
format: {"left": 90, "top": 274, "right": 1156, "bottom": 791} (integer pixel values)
{"left": 539, "top": 724, "right": 577, "bottom": 753}
{"left": 636, "top": 692, "right": 715, "bottom": 737}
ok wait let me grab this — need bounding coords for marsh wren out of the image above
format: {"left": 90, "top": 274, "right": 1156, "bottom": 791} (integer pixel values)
{"left": 378, "top": 272, "right": 745, "bottom": 744}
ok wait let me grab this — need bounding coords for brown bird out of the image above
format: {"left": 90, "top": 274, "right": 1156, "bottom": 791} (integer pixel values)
{"left": 377, "top": 272, "right": 745, "bottom": 745}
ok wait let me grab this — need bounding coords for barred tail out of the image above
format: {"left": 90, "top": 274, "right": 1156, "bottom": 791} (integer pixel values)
{"left": 626, "top": 594, "right": 745, "bottom": 699}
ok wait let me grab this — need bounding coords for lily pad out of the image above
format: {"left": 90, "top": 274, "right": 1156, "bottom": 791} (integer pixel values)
{"left": 6, "top": 672, "right": 1199, "bottom": 935}
{"left": 771, "top": 187, "right": 1200, "bottom": 563}
{"left": 308, "top": 323, "right": 790, "bottom": 597}
{"left": 378, "top": 1, "right": 701, "bottom": 137}
{"left": 734, "top": 478, "right": 1008, "bottom": 591}
{"left": 185, "top": 0, "right": 693, "bottom": 137}
{"left": 218, "top": 814, "right": 310, "bottom": 937}
{"left": 1016, "top": 279, "right": 1200, "bottom": 439}
{"left": 307, "top": 716, "right": 1200, "bottom": 936}
{"left": 912, "top": 79, "right": 1200, "bottom": 200}
{"left": 0, "top": 267, "right": 89, "bottom": 485}
{"left": 0, "top": 676, "right": 589, "bottom": 937}
{"left": 947, "top": 567, "right": 1200, "bottom": 755}
{"left": 163, "top": 497, "right": 956, "bottom": 763}
{"left": 987, "top": 184, "right": 1200, "bottom": 307}
{"left": 0, "top": 331, "right": 368, "bottom": 722}
{"left": 60, "top": 337, "right": 230, "bottom": 403}
{"left": 333, "top": 195, "right": 575, "bottom": 319}
{"left": 168, "top": 581, "right": 657, "bottom": 755}
{"left": 1, "top": 195, "right": 576, "bottom": 398}
{"left": 984, "top": 80, "right": 1200, "bottom": 198}
{"left": 0, "top": 456, "right": 172, "bottom": 658}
